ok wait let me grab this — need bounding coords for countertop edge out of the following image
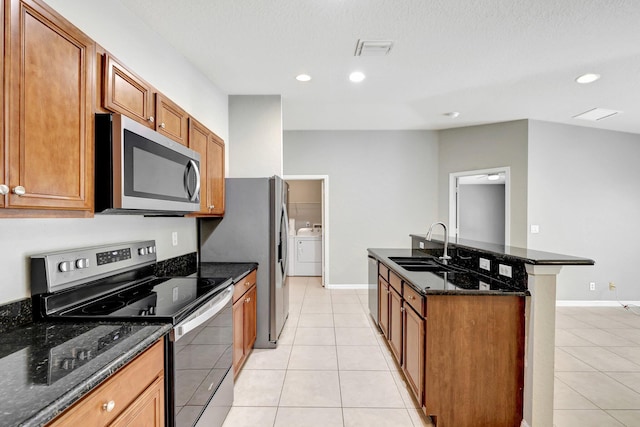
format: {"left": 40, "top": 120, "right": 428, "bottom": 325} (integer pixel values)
{"left": 22, "top": 323, "right": 172, "bottom": 427}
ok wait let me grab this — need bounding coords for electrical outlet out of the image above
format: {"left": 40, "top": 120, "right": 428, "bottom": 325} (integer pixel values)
{"left": 498, "top": 264, "right": 512, "bottom": 278}
{"left": 172, "top": 231, "right": 178, "bottom": 246}
{"left": 530, "top": 224, "right": 540, "bottom": 234}
{"left": 479, "top": 258, "right": 491, "bottom": 271}
{"left": 419, "top": 241, "right": 425, "bottom": 249}
{"left": 479, "top": 281, "right": 490, "bottom": 291}
{"left": 589, "top": 282, "right": 596, "bottom": 291}
{"left": 609, "top": 282, "right": 616, "bottom": 291}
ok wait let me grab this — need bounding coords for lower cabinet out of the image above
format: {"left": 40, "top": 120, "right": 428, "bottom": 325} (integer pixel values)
{"left": 376, "top": 261, "right": 525, "bottom": 427}
{"left": 47, "top": 339, "right": 164, "bottom": 427}
{"left": 232, "top": 269, "right": 257, "bottom": 376}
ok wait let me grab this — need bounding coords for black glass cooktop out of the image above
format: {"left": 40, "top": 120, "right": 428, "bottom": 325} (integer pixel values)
{"left": 57, "top": 276, "right": 232, "bottom": 322}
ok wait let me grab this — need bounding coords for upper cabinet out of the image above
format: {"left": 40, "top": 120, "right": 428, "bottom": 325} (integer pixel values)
{"left": 188, "top": 117, "right": 225, "bottom": 216}
{"left": 2, "top": 0, "right": 94, "bottom": 214}
{"left": 103, "top": 54, "right": 188, "bottom": 146}
{"left": 103, "top": 54, "right": 155, "bottom": 128}
{"left": 0, "top": 0, "right": 5, "bottom": 208}
{"left": 155, "top": 93, "right": 188, "bottom": 146}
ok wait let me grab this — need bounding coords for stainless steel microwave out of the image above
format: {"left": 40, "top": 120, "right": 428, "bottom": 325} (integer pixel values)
{"left": 95, "top": 113, "right": 201, "bottom": 215}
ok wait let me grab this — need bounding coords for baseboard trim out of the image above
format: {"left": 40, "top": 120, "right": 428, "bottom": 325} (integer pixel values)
{"left": 556, "top": 300, "right": 640, "bottom": 307}
{"left": 325, "top": 284, "right": 368, "bottom": 290}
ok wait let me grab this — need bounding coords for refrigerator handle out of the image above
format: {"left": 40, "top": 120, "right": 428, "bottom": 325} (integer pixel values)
{"left": 280, "top": 202, "right": 289, "bottom": 274}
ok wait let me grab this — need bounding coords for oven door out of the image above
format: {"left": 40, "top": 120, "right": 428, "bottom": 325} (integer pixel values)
{"left": 169, "top": 285, "right": 233, "bottom": 427}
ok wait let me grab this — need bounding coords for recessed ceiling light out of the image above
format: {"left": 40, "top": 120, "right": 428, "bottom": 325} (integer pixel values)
{"left": 296, "top": 74, "right": 312, "bottom": 82}
{"left": 349, "top": 71, "right": 366, "bottom": 83}
{"left": 444, "top": 111, "right": 460, "bottom": 118}
{"left": 573, "top": 107, "right": 621, "bottom": 121}
{"left": 575, "top": 73, "right": 601, "bottom": 84}
{"left": 487, "top": 174, "right": 500, "bottom": 181}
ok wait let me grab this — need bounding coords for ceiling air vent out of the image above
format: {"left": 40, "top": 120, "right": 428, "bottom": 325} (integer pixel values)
{"left": 573, "top": 108, "right": 622, "bottom": 121}
{"left": 354, "top": 40, "right": 394, "bottom": 56}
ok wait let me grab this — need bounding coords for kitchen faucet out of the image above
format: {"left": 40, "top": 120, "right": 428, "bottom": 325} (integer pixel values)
{"left": 426, "top": 222, "right": 452, "bottom": 265}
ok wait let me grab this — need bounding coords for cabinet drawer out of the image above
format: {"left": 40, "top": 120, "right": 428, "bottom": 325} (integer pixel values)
{"left": 378, "top": 263, "right": 389, "bottom": 281}
{"left": 404, "top": 284, "right": 425, "bottom": 317}
{"left": 389, "top": 270, "right": 402, "bottom": 293}
{"left": 47, "top": 339, "right": 164, "bottom": 427}
{"left": 233, "top": 269, "right": 257, "bottom": 303}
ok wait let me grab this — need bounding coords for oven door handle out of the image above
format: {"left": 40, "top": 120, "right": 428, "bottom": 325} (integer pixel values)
{"left": 174, "top": 286, "right": 233, "bottom": 341}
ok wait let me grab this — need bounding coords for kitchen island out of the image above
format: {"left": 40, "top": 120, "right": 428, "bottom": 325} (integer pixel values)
{"left": 369, "top": 236, "right": 594, "bottom": 427}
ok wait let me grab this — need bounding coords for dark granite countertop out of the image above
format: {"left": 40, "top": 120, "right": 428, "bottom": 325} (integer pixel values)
{"left": 411, "top": 234, "right": 595, "bottom": 266}
{"left": 0, "top": 321, "right": 171, "bottom": 427}
{"left": 197, "top": 262, "right": 258, "bottom": 283}
{"left": 368, "top": 248, "right": 528, "bottom": 296}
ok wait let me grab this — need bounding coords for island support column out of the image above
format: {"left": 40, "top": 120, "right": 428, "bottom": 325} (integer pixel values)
{"left": 522, "top": 265, "right": 562, "bottom": 427}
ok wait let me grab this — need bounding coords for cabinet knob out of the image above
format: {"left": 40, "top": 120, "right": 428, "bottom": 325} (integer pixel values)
{"left": 160, "top": 122, "right": 166, "bottom": 129}
{"left": 408, "top": 295, "right": 415, "bottom": 300}
{"left": 400, "top": 307, "right": 405, "bottom": 312}
{"left": 0, "top": 184, "right": 8, "bottom": 195}
{"left": 245, "top": 281, "right": 251, "bottom": 287}
{"left": 12, "top": 186, "right": 26, "bottom": 196}
{"left": 245, "top": 297, "right": 251, "bottom": 303}
{"left": 148, "top": 116, "right": 155, "bottom": 123}
{"left": 102, "top": 400, "right": 116, "bottom": 412}
{"left": 208, "top": 205, "right": 215, "bottom": 210}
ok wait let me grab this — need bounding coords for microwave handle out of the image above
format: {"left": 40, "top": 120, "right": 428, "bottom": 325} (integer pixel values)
{"left": 186, "top": 160, "right": 201, "bottom": 202}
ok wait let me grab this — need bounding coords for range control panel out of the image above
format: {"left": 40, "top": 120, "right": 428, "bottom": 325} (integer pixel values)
{"left": 31, "top": 240, "right": 157, "bottom": 295}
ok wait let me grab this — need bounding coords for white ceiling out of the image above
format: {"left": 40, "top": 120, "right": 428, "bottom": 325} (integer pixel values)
{"left": 119, "top": 0, "right": 640, "bottom": 133}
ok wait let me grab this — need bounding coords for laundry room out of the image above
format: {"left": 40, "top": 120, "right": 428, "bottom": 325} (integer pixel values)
{"left": 285, "top": 179, "right": 324, "bottom": 278}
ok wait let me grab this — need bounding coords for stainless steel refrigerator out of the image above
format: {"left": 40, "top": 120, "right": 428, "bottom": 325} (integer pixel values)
{"left": 199, "top": 176, "right": 289, "bottom": 348}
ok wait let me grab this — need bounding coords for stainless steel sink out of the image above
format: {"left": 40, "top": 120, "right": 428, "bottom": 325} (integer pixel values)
{"left": 388, "top": 257, "right": 453, "bottom": 272}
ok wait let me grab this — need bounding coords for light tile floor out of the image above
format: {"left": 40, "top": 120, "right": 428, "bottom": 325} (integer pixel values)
{"left": 222, "top": 279, "right": 640, "bottom": 427}
{"left": 554, "top": 306, "right": 640, "bottom": 427}
{"left": 222, "top": 276, "right": 432, "bottom": 427}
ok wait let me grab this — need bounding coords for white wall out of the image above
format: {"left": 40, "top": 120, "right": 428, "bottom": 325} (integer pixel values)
{"left": 438, "top": 120, "right": 529, "bottom": 247}
{"left": 528, "top": 121, "right": 640, "bottom": 300}
{"left": 284, "top": 130, "right": 439, "bottom": 285}
{"left": 228, "top": 95, "right": 283, "bottom": 177}
{"left": 0, "top": 0, "right": 228, "bottom": 304}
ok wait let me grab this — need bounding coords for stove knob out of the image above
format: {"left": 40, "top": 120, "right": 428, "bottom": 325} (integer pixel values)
{"left": 58, "top": 261, "right": 75, "bottom": 272}
{"left": 75, "top": 258, "right": 90, "bottom": 269}
{"left": 139, "top": 309, "right": 148, "bottom": 316}
{"left": 148, "top": 306, "right": 156, "bottom": 315}
{"left": 147, "top": 245, "right": 156, "bottom": 254}
{"left": 60, "top": 358, "right": 76, "bottom": 370}
{"left": 138, "top": 247, "right": 148, "bottom": 256}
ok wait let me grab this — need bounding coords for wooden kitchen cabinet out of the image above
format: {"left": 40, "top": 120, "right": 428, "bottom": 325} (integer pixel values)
{"left": 47, "top": 339, "right": 165, "bottom": 427}
{"left": 403, "top": 302, "right": 425, "bottom": 403}
{"left": 103, "top": 53, "right": 155, "bottom": 128}
{"left": 188, "top": 117, "right": 225, "bottom": 216}
{"left": 388, "top": 285, "right": 403, "bottom": 363}
{"left": 232, "top": 269, "right": 257, "bottom": 376}
{"left": 155, "top": 93, "right": 188, "bottom": 146}
{"left": 378, "top": 277, "right": 390, "bottom": 338}
{"left": 3, "top": 0, "right": 94, "bottom": 214}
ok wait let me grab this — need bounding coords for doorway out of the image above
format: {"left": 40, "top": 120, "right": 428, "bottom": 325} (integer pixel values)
{"left": 448, "top": 167, "right": 510, "bottom": 246}
{"left": 283, "top": 175, "right": 329, "bottom": 287}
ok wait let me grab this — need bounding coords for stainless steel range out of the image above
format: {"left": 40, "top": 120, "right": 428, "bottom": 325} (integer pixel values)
{"left": 30, "top": 240, "right": 233, "bottom": 427}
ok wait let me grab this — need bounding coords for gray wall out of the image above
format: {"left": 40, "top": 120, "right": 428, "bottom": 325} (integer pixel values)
{"left": 284, "top": 130, "right": 439, "bottom": 285}
{"left": 228, "top": 95, "right": 283, "bottom": 177}
{"left": 459, "top": 184, "right": 505, "bottom": 244}
{"left": 0, "top": 0, "right": 227, "bottom": 304}
{"left": 528, "top": 121, "right": 640, "bottom": 300}
{"left": 439, "top": 120, "right": 529, "bottom": 247}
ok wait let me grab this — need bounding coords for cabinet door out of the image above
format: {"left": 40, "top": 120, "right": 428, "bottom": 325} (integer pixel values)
{"left": 206, "top": 133, "right": 225, "bottom": 215}
{"left": 155, "top": 93, "right": 188, "bottom": 146}
{"left": 378, "top": 278, "right": 390, "bottom": 338}
{"left": 0, "top": 0, "right": 5, "bottom": 208}
{"left": 403, "top": 305, "right": 425, "bottom": 403}
{"left": 232, "top": 297, "right": 245, "bottom": 375}
{"left": 109, "top": 376, "right": 165, "bottom": 427}
{"left": 389, "top": 287, "right": 403, "bottom": 363}
{"left": 6, "top": 0, "right": 94, "bottom": 211}
{"left": 103, "top": 54, "right": 154, "bottom": 127}
{"left": 244, "top": 285, "right": 257, "bottom": 351}
{"left": 187, "top": 118, "right": 209, "bottom": 214}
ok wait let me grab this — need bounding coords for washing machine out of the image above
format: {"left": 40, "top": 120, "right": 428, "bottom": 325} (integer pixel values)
{"left": 293, "top": 228, "right": 322, "bottom": 276}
